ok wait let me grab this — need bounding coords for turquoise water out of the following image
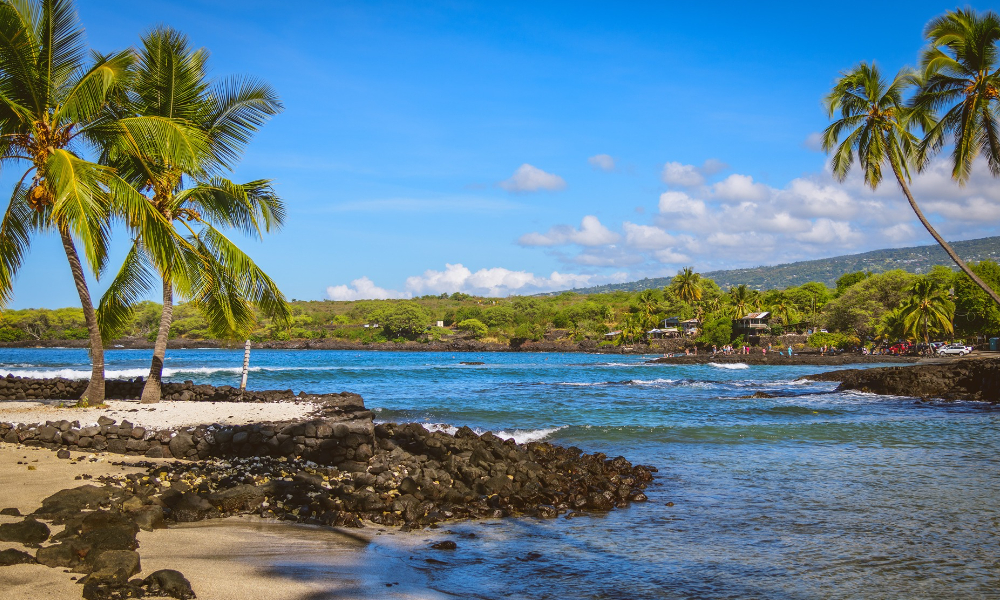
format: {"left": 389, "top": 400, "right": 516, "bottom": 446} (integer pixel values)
{"left": 3, "top": 348, "right": 999, "bottom": 599}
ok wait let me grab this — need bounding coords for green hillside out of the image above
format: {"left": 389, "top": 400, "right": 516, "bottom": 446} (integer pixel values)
{"left": 548, "top": 236, "right": 1000, "bottom": 293}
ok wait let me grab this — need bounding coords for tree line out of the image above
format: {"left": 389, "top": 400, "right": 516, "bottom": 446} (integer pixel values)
{"left": 5, "top": 261, "right": 998, "bottom": 349}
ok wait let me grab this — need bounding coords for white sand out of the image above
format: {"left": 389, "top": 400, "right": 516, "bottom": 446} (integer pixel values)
{"left": 0, "top": 399, "right": 319, "bottom": 429}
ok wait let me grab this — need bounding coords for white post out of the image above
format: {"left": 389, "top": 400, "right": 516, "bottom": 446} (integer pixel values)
{"left": 239, "top": 340, "right": 251, "bottom": 394}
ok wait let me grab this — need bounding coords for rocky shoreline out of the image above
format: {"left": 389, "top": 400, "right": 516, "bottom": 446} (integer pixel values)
{"left": 0, "top": 378, "right": 656, "bottom": 599}
{"left": 804, "top": 357, "right": 1000, "bottom": 402}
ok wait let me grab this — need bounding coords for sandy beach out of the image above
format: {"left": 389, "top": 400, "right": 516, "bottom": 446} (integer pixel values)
{"left": 0, "top": 395, "right": 449, "bottom": 600}
{"left": 0, "top": 399, "right": 319, "bottom": 429}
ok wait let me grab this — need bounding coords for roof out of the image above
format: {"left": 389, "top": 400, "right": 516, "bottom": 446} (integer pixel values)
{"left": 739, "top": 312, "right": 770, "bottom": 320}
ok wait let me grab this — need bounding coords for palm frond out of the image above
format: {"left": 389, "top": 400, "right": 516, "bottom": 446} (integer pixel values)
{"left": 97, "top": 242, "right": 155, "bottom": 341}
{"left": 0, "top": 174, "right": 35, "bottom": 305}
{"left": 46, "top": 148, "right": 112, "bottom": 273}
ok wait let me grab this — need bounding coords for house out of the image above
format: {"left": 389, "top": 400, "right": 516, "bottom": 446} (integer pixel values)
{"left": 646, "top": 328, "right": 679, "bottom": 339}
{"left": 661, "top": 317, "right": 700, "bottom": 336}
{"left": 734, "top": 312, "right": 770, "bottom": 336}
{"left": 604, "top": 330, "right": 623, "bottom": 340}
{"left": 680, "top": 318, "right": 700, "bottom": 336}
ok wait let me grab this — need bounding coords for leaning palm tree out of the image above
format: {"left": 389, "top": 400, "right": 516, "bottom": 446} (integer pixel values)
{"left": 98, "top": 27, "right": 289, "bottom": 403}
{"left": 913, "top": 8, "right": 1000, "bottom": 184}
{"left": 670, "top": 267, "right": 703, "bottom": 303}
{"left": 823, "top": 62, "right": 1000, "bottom": 308}
{"left": 900, "top": 279, "right": 955, "bottom": 344}
{"left": 0, "top": 0, "right": 203, "bottom": 403}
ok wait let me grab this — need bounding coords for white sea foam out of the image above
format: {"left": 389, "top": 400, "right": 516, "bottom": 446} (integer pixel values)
{"left": 422, "top": 423, "right": 566, "bottom": 444}
{"left": 709, "top": 362, "right": 750, "bottom": 370}
{"left": 629, "top": 378, "right": 678, "bottom": 386}
{"left": 2, "top": 366, "right": 263, "bottom": 380}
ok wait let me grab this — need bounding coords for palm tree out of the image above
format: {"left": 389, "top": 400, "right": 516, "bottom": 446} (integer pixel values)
{"left": 913, "top": 9, "right": 1000, "bottom": 184}
{"left": 670, "top": 267, "right": 702, "bottom": 303}
{"left": 99, "top": 27, "right": 289, "bottom": 403}
{"left": 770, "top": 299, "right": 797, "bottom": 330}
{"left": 0, "top": 0, "right": 202, "bottom": 403}
{"left": 729, "top": 284, "right": 753, "bottom": 319}
{"left": 823, "top": 62, "right": 1000, "bottom": 308}
{"left": 900, "top": 279, "right": 955, "bottom": 344}
{"left": 635, "top": 289, "right": 659, "bottom": 329}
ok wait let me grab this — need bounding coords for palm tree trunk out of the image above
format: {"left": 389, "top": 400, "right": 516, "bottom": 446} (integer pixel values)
{"left": 141, "top": 278, "right": 173, "bottom": 404}
{"left": 892, "top": 163, "right": 1000, "bottom": 307}
{"left": 58, "top": 227, "right": 104, "bottom": 404}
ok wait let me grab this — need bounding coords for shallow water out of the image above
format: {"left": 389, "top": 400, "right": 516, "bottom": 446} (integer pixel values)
{"left": 3, "top": 348, "right": 998, "bottom": 599}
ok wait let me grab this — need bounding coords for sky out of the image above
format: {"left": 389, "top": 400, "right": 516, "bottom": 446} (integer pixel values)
{"left": 4, "top": 0, "right": 999, "bottom": 309}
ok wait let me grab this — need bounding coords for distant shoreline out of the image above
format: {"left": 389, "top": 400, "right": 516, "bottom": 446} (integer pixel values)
{"left": 647, "top": 353, "right": 920, "bottom": 366}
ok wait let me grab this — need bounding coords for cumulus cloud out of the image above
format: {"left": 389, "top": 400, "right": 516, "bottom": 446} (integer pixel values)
{"left": 404, "top": 263, "right": 593, "bottom": 296}
{"left": 518, "top": 215, "right": 620, "bottom": 247}
{"left": 327, "top": 277, "right": 409, "bottom": 301}
{"left": 499, "top": 164, "right": 566, "bottom": 192}
{"left": 712, "top": 174, "right": 770, "bottom": 202}
{"left": 495, "top": 156, "right": 1000, "bottom": 288}
{"left": 588, "top": 154, "right": 615, "bottom": 171}
{"left": 658, "top": 191, "right": 706, "bottom": 217}
{"left": 661, "top": 162, "right": 704, "bottom": 187}
{"left": 622, "top": 222, "right": 676, "bottom": 250}
{"left": 661, "top": 159, "right": 729, "bottom": 187}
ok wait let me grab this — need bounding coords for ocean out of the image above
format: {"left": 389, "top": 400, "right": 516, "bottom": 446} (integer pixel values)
{"left": 2, "top": 348, "right": 998, "bottom": 599}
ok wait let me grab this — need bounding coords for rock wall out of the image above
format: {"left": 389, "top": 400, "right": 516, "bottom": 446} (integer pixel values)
{"left": 0, "top": 374, "right": 303, "bottom": 403}
{"left": 0, "top": 390, "right": 373, "bottom": 462}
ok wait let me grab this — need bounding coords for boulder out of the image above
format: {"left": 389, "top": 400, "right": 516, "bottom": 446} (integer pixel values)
{"left": 0, "top": 517, "right": 50, "bottom": 544}
{"left": 142, "top": 569, "right": 196, "bottom": 599}
{"left": 0, "top": 548, "right": 36, "bottom": 566}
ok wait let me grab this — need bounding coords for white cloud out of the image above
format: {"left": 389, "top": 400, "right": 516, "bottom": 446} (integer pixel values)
{"left": 701, "top": 158, "right": 729, "bottom": 176}
{"left": 793, "top": 218, "right": 862, "bottom": 245}
{"left": 506, "top": 156, "right": 1000, "bottom": 285}
{"left": 499, "top": 164, "right": 566, "bottom": 192}
{"left": 658, "top": 191, "right": 706, "bottom": 217}
{"left": 653, "top": 249, "right": 690, "bottom": 264}
{"left": 404, "top": 263, "right": 593, "bottom": 296}
{"left": 519, "top": 215, "right": 620, "bottom": 247}
{"left": 712, "top": 174, "right": 770, "bottom": 202}
{"left": 622, "top": 222, "right": 675, "bottom": 250}
{"left": 881, "top": 223, "right": 916, "bottom": 242}
{"left": 661, "top": 162, "right": 704, "bottom": 187}
{"left": 588, "top": 154, "right": 615, "bottom": 171}
{"left": 326, "top": 277, "right": 410, "bottom": 301}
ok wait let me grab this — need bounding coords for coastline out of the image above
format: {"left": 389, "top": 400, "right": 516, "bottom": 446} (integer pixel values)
{"left": 647, "top": 353, "right": 920, "bottom": 366}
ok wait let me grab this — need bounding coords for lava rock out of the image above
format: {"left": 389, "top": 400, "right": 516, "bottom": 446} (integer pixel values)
{"left": 0, "top": 548, "right": 36, "bottom": 566}
{"left": 0, "top": 517, "right": 50, "bottom": 544}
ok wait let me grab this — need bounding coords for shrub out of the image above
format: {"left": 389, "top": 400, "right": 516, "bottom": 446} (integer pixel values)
{"left": 371, "top": 303, "right": 430, "bottom": 339}
{"left": 456, "top": 318, "right": 488, "bottom": 338}
{"left": 808, "top": 331, "right": 859, "bottom": 350}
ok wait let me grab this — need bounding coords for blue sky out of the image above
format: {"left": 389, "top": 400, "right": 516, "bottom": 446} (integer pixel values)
{"left": 5, "top": 0, "right": 999, "bottom": 308}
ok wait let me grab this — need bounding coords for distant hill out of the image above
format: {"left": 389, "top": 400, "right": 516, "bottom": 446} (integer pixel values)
{"left": 546, "top": 236, "right": 1000, "bottom": 294}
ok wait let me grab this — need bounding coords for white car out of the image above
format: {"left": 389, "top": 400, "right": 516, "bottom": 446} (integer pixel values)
{"left": 937, "top": 343, "right": 973, "bottom": 356}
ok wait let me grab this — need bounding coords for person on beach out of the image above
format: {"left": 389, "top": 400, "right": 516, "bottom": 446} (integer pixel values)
{"left": 787, "top": 345, "right": 793, "bottom": 357}
{"left": 713, "top": 345, "right": 717, "bottom": 356}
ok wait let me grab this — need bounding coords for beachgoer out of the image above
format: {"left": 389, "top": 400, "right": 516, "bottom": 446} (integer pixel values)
{"left": 787, "top": 345, "right": 793, "bottom": 357}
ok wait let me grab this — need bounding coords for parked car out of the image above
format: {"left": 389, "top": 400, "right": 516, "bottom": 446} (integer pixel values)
{"left": 938, "top": 343, "right": 973, "bottom": 356}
